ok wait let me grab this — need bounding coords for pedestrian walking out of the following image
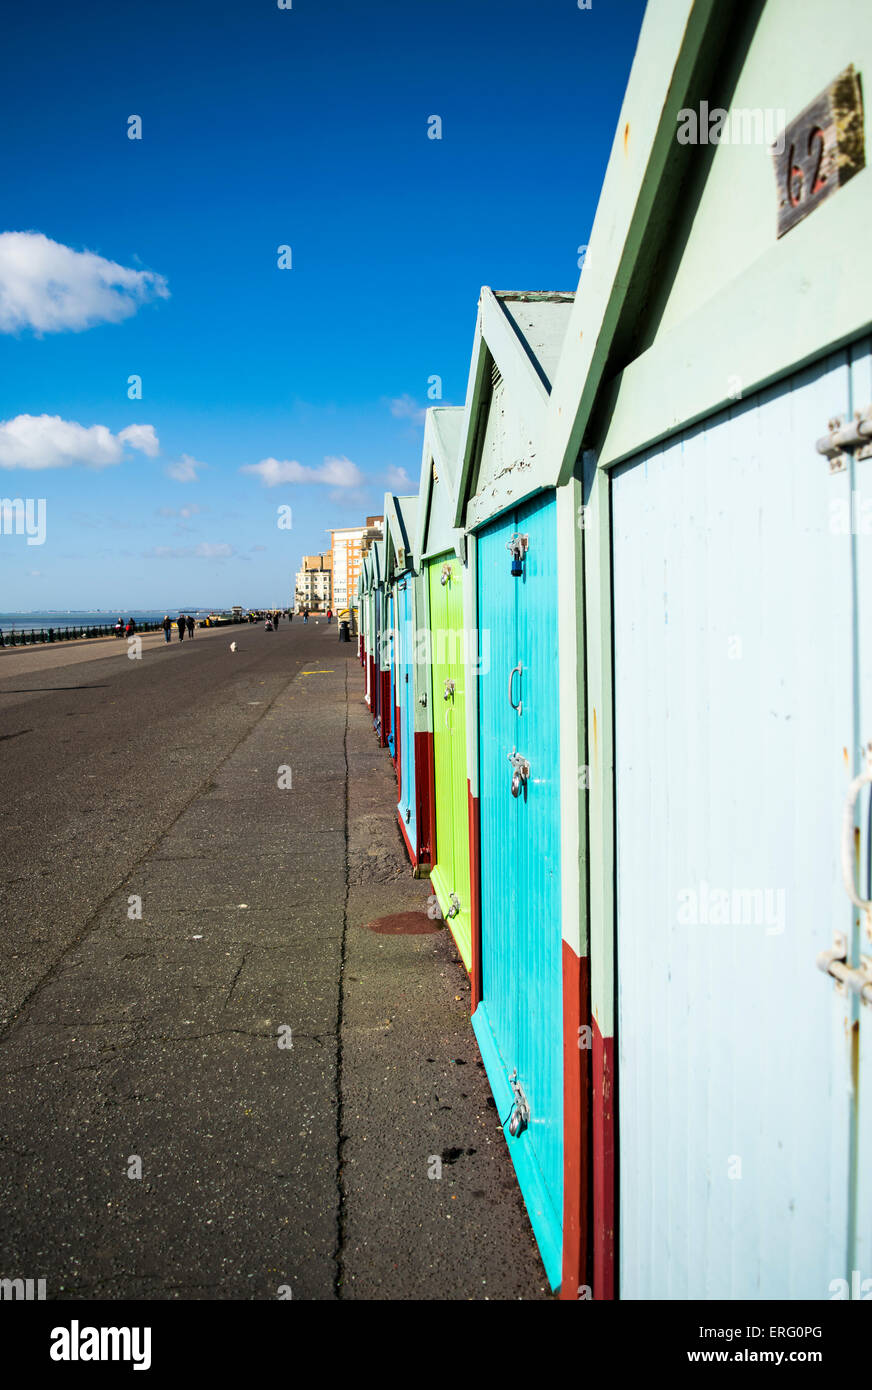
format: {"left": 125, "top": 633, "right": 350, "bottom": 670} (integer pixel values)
{"left": 162, "top": 615, "right": 172, "bottom": 644}
{"left": 289, "top": 609, "right": 293, "bottom": 623}
{"left": 186, "top": 614, "right": 195, "bottom": 638}
{"left": 178, "top": 614, "right": 186, "bottom": 641}
{"left": 327, "top": 608, "right": 333, "bottom": 625}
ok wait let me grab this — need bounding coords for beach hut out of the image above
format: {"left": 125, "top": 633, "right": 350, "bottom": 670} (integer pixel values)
{"left": 541, "top": 0, "right": 872, "bottom": 1299}
{"left": 356, "top": 568, "right": 366, "bottom": 666}
{"left": 414, "top": 408, "right": 469, "bottom": 928}
{"left": 369, "top": 538, "right": 391, "bottom": 747}
{"left": 359, "top": 551, "right": 374, "bottom": 709}
{"left": 454, "top": 288, "right": 575, "bottom": 1291}
{"left": 383, "top": 492, "right": 431, "bottom": 872}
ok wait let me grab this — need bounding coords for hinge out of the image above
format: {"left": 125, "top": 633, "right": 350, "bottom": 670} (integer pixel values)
{"left": 816, "top": 934, "right": 872, "bottom": 1005}
{"left": 816, "top": 405, "right": 872, "bottom": 473}
{"left": 446, "top": 892, "right": 461, "bottom": 918}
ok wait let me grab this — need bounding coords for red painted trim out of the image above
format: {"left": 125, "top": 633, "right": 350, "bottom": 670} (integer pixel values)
{"left": 560, "top": 944, "right": 591, "bottom": 1300}
{"left": 415, "top": 730, "right": 434, "bottom": 867}
{"left": 397, "top": 809, "right": 415, "bottom": 866}
{"left": 383, "top": 672, "right": 392, "bottom": 747}
{"left": 467, "top": 783, "right": 482, "bottom": 1011}
{"left": 592, "top": 1016, "right": 616, "bottom": 1300}
{"left": 366, "top": 655, "right": 376, "bottom": 711}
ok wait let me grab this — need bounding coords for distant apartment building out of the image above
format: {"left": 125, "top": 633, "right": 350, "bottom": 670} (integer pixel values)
{"left": 294, "top": 552, "right": 332, "bottom": 611}
{"left": 330, "top": 516, "right": 383, "bottom": 614}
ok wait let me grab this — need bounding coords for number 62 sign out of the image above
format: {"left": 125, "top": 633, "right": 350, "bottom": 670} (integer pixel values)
{"left": 773, "top": 65, "right": 865, "bottom": 238}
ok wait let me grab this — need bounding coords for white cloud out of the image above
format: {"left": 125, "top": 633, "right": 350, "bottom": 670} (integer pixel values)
{"left": 389, "top": 394, "right": 426, "bottom": 425}
{"left": 241, "top": 454, "right": 363, "bottom": 488}
{"left": 385, "top": 465, "right": 412, "bottom": 489}
{"left": 166, "top": 453, "right": 206, "bottom": 483}
{"left": 0, "top": 231, "right": 169, "bottom": 334}
{"left": 195, "top": 542, "right": 234, "bottom": 558}
{"left": 0, "top": 414, "right": 160, "bottom": 470}
{"left": 119, "top": 423, "right": 160, "bottom": 458}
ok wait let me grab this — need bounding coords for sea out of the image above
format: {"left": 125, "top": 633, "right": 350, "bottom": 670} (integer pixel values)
{"left": 0, "top": 610, "right": 214, "bottom": 634}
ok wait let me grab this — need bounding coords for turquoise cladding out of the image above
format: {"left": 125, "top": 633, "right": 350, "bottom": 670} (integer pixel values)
{"left": 473, "top": 489, "right": 563, "bottom": 1289}
{"left": 397, "top": 581, "right": 417, "bottom": 848}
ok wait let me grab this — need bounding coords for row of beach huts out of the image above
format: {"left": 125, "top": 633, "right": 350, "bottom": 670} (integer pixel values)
{"left": 357, "top": 0, "right": 871, "bottom": 1299}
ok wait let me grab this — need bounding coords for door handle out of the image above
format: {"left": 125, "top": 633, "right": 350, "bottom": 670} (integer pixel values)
{"left": 508, "top": 661, "right": 523, "bottom": 716}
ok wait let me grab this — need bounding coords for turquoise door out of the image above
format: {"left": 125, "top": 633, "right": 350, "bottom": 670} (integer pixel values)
{"left": 472, "top": 491, "right": 563, "bottom": 1289}
{"left": 397, "top": 581, "right": 417, "bottom": 849}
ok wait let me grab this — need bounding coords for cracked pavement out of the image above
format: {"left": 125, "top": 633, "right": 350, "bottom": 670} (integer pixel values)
{"left": 0, "top": 622, "right": 548, "bottom": 1299}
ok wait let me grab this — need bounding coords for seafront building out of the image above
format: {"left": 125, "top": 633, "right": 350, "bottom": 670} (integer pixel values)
{"left": 294, "top": 552, "right": 332, "bottom": 612}
{"left": 330, "top": 517, "right": 382, "bottom": 616}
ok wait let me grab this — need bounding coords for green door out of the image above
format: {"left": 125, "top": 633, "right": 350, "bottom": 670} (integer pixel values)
{"left": 427, "top": 554, "right": 471, "bottom": 968}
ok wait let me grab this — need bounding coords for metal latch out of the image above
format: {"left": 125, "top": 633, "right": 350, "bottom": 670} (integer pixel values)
{"left": 444, "top": 678, "right": 455, "bottom": 700}
{"left": 418, "top": 691, "right": 427, "bottom": 707}
{"left": 508, "top": 749, "right": 530, "bottom": 797}
{"left": 506, "top": 532, "right": 529, "bottom": 577}
{"left": 816, "top": 934, "right": 872, "bottom": 1005}
{"left": 446, "top": 893, "right": 461, "bottom": 919}
{"left": 816, "top": 406, "right": 872, "bottom": 473}
{"left": 404, "top": 806, "right": 411, "bottom": 823}
{"left": 507, "top": 1070, "right": 529, "bottom": 1137}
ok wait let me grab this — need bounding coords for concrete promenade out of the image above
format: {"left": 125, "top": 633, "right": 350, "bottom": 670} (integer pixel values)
{"left": 0, "top": 621, "right": 548, "bottom": 1299}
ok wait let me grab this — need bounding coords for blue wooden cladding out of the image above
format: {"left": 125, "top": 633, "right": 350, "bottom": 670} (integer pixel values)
{"left": 472, "top": 492, "right": 564, "bottom": 1289}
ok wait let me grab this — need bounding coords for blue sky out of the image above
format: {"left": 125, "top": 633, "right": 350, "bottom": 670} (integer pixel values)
{"left": 0, "top": 0, "right": 646, "bottom": 611}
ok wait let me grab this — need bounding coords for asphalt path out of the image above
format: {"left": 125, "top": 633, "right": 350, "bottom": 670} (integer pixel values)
{"left": 0, "top": 618, "right": 549, "bottom": 1300}
{"left": 0, "top": 621, "right": 326, "bottom": 1032}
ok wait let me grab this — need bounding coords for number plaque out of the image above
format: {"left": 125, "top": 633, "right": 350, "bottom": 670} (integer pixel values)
{"left": 773, "top": 65, "right": 865, "bottom": 238}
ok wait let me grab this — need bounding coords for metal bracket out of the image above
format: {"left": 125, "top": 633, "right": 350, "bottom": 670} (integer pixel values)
{"left": 816, "top": 406, "right": 872, "bottom": 473}
{"left": 507, "top": 1069, "right": 529, "bottom": 1137}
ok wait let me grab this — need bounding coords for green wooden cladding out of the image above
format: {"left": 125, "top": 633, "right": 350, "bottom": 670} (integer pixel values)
{"left": 427, "top": 554, "right": 472, "bottom": 969}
